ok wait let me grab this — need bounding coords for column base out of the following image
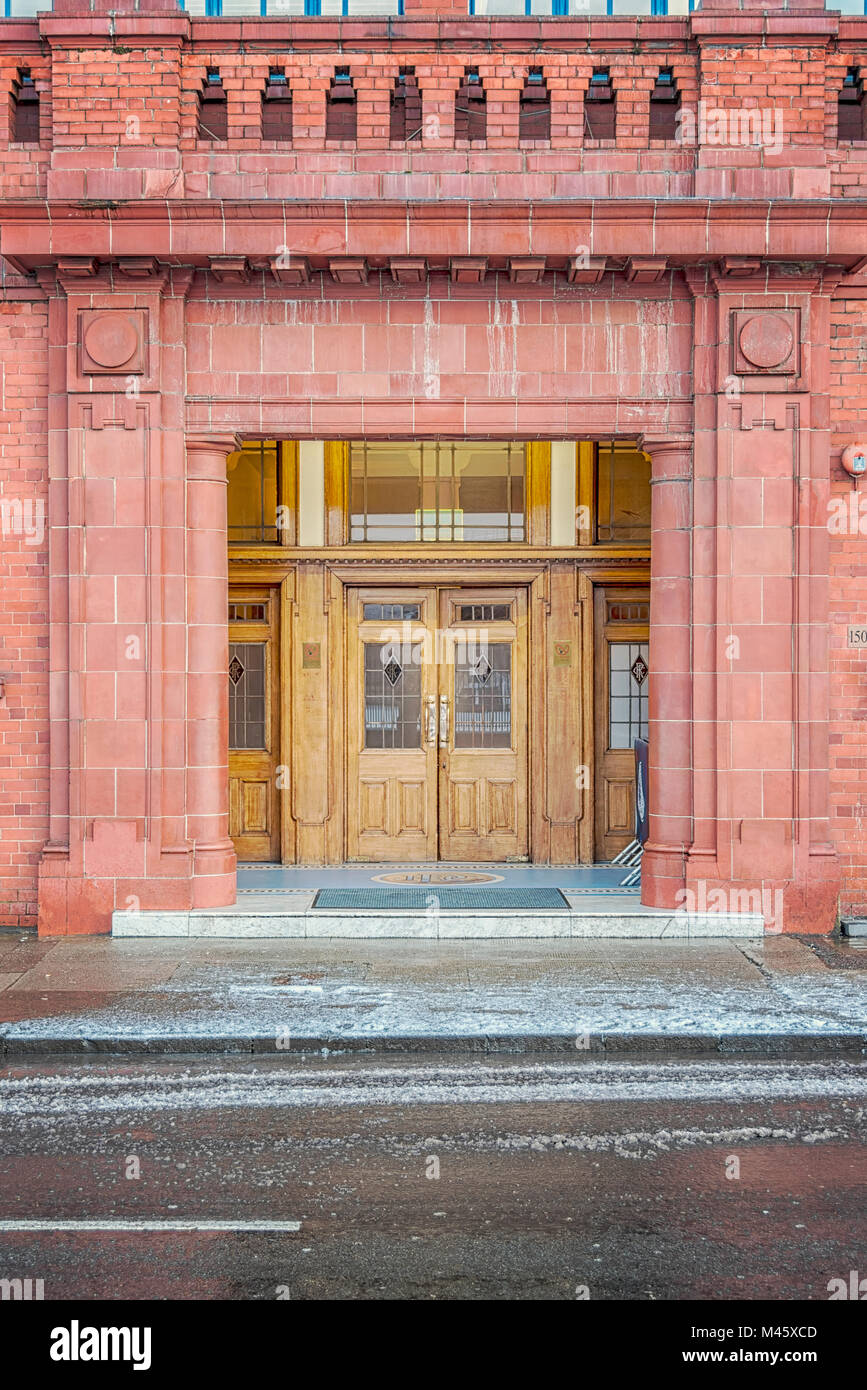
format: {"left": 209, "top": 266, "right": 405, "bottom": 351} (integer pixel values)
{"left": 642, "top": 844, "right": 841, "bottom": 934}
{"left": 37, "top": 829, "right": 238, "bottom": 936}
{"left": 640, "top": 843, "right": 687, "bottom": 910}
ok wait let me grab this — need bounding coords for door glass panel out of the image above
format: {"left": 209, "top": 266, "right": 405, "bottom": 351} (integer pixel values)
{"left": 454, "top": 642, "right": 512, "bottom": 749}
{"left": 229, "top": 642, "right": 267, "bottom": 749}
{"left": 608, "top": 641, "right": 649, "bottom": 749}
{"left": 363, "top": 642, "right": 422, "bottom": 749}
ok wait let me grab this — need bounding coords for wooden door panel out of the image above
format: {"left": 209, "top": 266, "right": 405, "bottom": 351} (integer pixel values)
{"left": 397, "top": 778, "right": 428, "bottom": 834}
{"left": 447, "top": 780, "right": 479, "bottom": 837}
{"left": 487, "top": 778, "right": 518, "bottom": 835}
{"left": 243, "top": 781, "right": 269, "bottom": 834}
{"left": 358, "top": 778, "right": 388, "bottom": 835}
{"left": 228, "top": 589, "right": 280, "bottom": 862}
{"left": 605, "top": 779, "right": 634, "bottom": 837}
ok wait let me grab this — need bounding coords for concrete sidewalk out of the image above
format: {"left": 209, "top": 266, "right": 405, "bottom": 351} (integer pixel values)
{"left": 0, "top": 931, "right": 865, "bottom": 1057}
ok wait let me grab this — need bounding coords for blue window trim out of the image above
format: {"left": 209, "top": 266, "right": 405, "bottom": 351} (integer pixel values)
{"left": 13, "top": 0, "right": 867, "bottom": 21}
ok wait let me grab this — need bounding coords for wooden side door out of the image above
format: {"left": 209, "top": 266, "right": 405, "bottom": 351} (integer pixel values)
{"left": 594, "top": 586, "right": 650, "bottom": 860}
{"left": 228, "top": 588, "right": 280, "bottom": 861}
{"left": 346, "top": 589, "right": 439, "bottom": 861}
{"left": 438, "top": 588, "right": 529, "bottom": 861}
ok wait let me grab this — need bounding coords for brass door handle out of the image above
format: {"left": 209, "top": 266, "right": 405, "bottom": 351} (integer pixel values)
{"left": 424, "top": 696, "right": 437, "bottom": 748}
{"left": 439, "top": 695, "right": 449, "bottom": 747}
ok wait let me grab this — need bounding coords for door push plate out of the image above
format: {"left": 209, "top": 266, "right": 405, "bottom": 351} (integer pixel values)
{"left": 425, "top": 696, "right": 437, "bottom": 747}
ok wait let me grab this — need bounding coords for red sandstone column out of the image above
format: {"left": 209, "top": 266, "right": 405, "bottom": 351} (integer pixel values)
{"left": 684, "top": 268, "right": 721, "bottom": 886}
{"left": 639, "top": 436, "right": 694, "bottom": 910}
{"left": 681, "top": 266, "right": 841, "bottom": 932}
{"left": 185, "top": 435, "right": 238, "bottom": 907}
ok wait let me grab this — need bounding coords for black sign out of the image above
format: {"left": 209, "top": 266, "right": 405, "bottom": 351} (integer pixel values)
{"left": 634, "top": 738, "right": 649, "bottom": 844}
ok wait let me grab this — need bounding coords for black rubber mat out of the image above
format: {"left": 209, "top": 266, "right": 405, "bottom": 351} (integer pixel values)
{"left": 312, "top": 886, "right": 570, "bottom": 911}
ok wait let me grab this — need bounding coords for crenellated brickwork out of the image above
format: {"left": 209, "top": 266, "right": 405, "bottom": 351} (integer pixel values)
{"left": 0, "top": 14, "right": 863, "bottom": 201}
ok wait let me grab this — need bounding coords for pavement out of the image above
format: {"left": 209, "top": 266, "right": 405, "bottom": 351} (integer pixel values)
{"left": 0, "top": 930, "right": 865, "bottom": 1057}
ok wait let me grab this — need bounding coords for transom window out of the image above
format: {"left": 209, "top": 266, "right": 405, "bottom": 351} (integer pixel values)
{"left": 458, "top": 603, "right": 512, "bottom": 622}
{"left": 363, "top": 603, "right": 420, "bottom": 621}
{"left": 606, "top": 600, "right": 649, "bottom": 623}
{"left": 229, "top": 602, "right": 268, "bottom": 623}
{"left": 595, "top": 441, "right": 652, "bottom": 544}
{"left": 349, "top": 441, "right": 526, "bottom": 543}
{"left": 227, "top": 441, "right": 281, "bottom": 543}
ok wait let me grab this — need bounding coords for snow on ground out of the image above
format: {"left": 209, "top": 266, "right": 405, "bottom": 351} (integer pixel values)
{"left": 1, "top": 967, "right": 866, "bottom": 1039}
{"left": 1, "top": 1060, "right": 866, "bottom": 1119}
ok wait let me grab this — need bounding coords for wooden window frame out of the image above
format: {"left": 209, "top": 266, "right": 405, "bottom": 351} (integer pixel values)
{"left": 325, "top": 440, "right": 549, "bottom": 548}
{"left": 228, "top": 440, "right": 298, "bottom": 549}
{"left": 575, "top": 440, "right": 652, "bottom": 550}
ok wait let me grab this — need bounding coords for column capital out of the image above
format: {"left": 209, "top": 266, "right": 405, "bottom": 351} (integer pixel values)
{"left": 186, "top": 433, "right": 241, "bottom": 480}
{"left": 186, "top": 433, "right": 241, "bottom": 455}
{"left": 638, "top": 435, "right": 693, "bottom": 478}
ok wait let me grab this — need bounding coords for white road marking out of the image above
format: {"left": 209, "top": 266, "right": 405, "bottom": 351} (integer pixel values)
{"left": 0, "top": 1220, "right": 301, "bottom": 1233}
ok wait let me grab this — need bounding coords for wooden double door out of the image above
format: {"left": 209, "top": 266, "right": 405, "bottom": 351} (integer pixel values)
{"left": 346, "top": 587, "right": 529, "bottom": 861}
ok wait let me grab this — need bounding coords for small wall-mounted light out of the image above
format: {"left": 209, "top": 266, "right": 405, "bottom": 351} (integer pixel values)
{"left": 0, "top": 676, "right": 7, "bottom": 704}
{"left": 842, "top": 442, "right": 867, "bottom": 485}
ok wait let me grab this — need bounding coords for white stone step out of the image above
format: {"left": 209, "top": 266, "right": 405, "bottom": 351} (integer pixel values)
{"left": 112, "top": 906, "right": 764, "bottom": 939}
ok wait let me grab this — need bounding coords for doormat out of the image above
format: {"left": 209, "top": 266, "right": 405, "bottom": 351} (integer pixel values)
{"left": 312, "top": 886, "right": 570, "bottom": 911}
{"left": 372, "top": 871, "right": 503, "bottom": 885}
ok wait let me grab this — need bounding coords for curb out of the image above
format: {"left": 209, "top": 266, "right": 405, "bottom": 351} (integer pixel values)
{"left": 2, "top": 1033, "right": 866, "bottom": 1059}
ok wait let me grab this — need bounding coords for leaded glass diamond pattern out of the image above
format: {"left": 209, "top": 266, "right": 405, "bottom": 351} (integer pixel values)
{"left": 454, "top": 643, "right": 511, "bottom": 748}
{"left": 364, "top": 643, "right": 421, "bottom": 749}
{"left": 472, "top": 655, "right": 493, "bottom": 686}
{"left": 228, "top": 643, "right": 266, "bottom": 750}
{"left": 631, "top": 654, "right": 648, "bottom": 686}
{"left": 609, "top": 642, "right": 649, "bottom": 750}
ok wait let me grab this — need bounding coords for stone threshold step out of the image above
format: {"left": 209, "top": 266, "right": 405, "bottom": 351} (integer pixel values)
{"left": 112, "top": 909, "right": 764, "bottom": 939}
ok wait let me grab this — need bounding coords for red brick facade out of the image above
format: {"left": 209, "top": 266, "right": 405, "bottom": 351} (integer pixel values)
{"left": 0, "top": 0, "right": 865, "bottom": 934}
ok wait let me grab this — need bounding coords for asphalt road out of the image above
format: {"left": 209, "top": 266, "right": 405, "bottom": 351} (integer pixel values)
{"left": 0, "top": 1056, "right": 865, "bottom": 1300}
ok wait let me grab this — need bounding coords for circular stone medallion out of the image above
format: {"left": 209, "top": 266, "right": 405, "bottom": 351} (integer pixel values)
{"left": 83, "top": 314, "right": 139, "bottom": 370}
{"left": 372, "top": 870, "right": 504, "bottom": 885}
{"left": 737, "top": 313, "right": 794, "bottom": 370}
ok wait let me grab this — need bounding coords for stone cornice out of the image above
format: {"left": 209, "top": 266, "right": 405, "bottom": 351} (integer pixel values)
{"left": 1, "top": 200, "right": 865, "bottom": 273}
{"left": 7, "top": 12, "right": 862, "bottom": 54}
{"left": 227, "top": 552, "right": 651, "bottom": 568}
